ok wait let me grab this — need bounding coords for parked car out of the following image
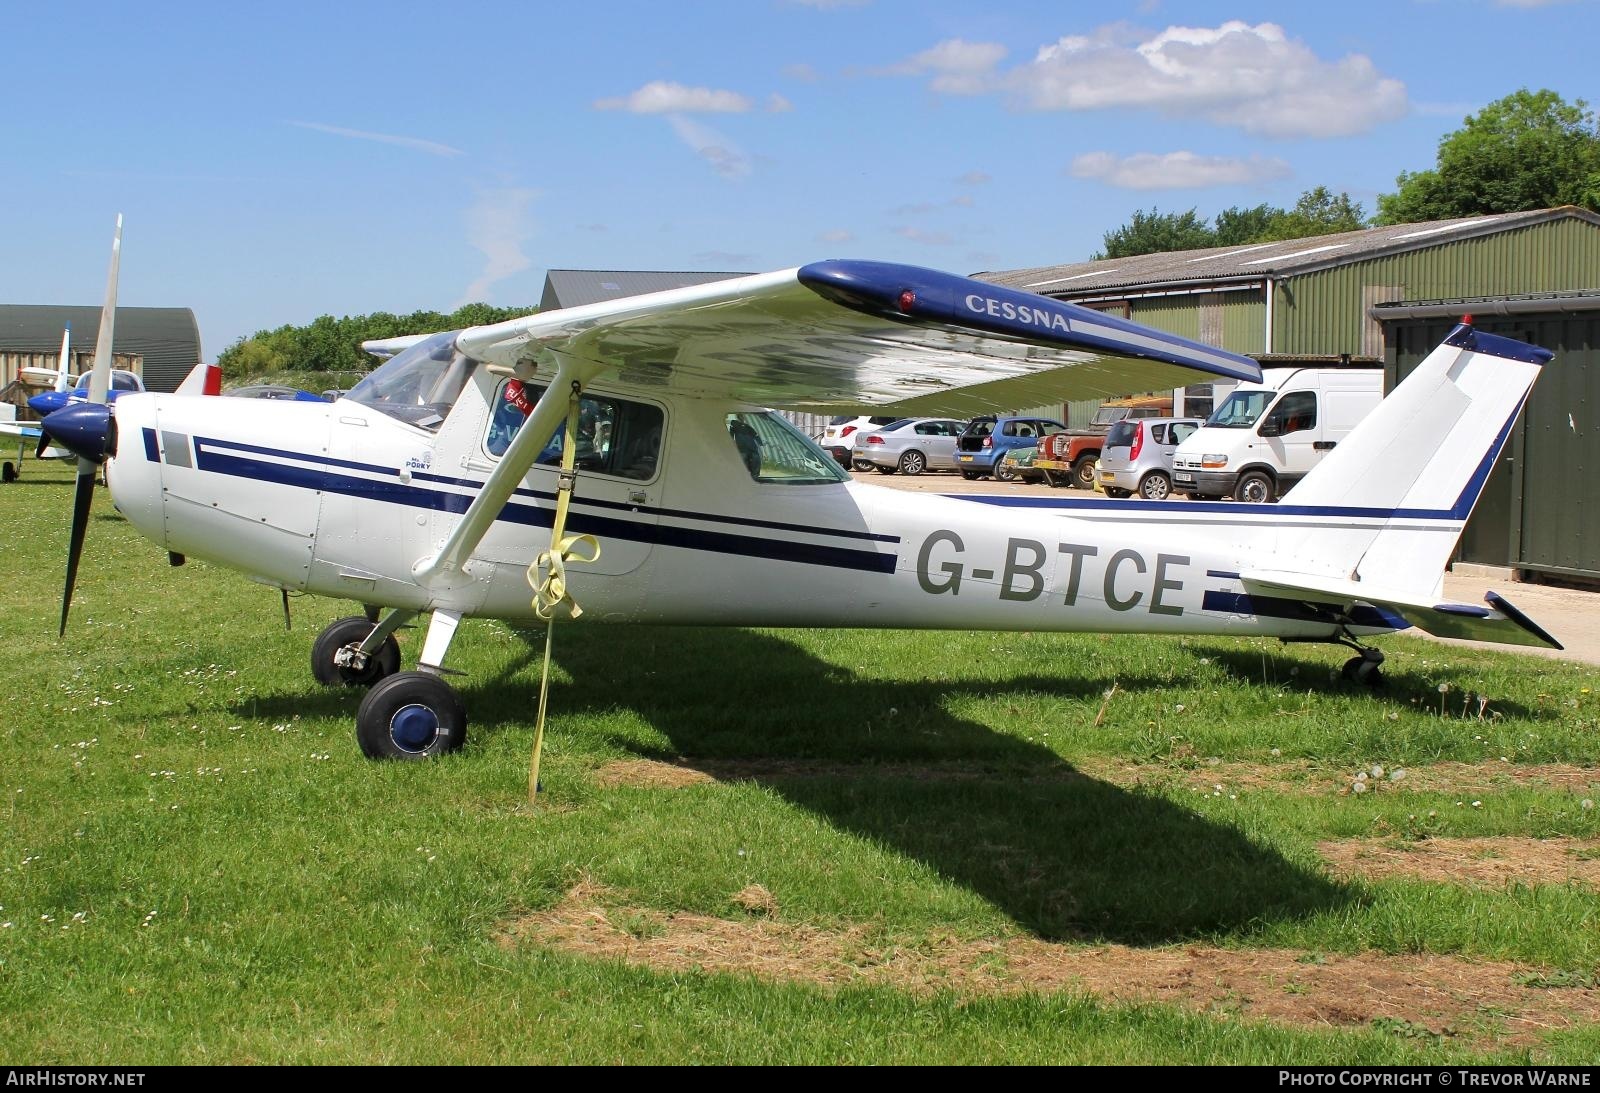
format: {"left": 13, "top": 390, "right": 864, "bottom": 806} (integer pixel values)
{"left": 999, "top": 443, "right": 1046, "bottom": 484}
{"left": 851, "top": 417, "right": 966, "bottom": 475}
{"left": 1098, "top": 417, "right": 1203, "bottom": 499}
{"left": 954, "top": 415, "right": 1066, "bottom": 480}
{"left": 1171, "top": 365, "right": 1382, "bottom": 502}
{"left": 1034, "top": 393, "right": 1174, "bottom": 489}
{"left": 819, "top": 415, "right": 900, "bottom": 468}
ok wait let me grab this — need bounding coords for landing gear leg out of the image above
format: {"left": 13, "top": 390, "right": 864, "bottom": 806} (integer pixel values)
{"left": 1331, "top": 626, "right": 1386, "bottom": 688}
{"left": 354, "top": 609, "right": 467, "bottom": 760}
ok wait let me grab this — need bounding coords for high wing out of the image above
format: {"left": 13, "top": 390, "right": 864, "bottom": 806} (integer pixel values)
{"left": 416, "top": 261, "right": 1262, "bottom": 586}
{"left": 456, "top": 260, "right": 1261, "bottom": 416}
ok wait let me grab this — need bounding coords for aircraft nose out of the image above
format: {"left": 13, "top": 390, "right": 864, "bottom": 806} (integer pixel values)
{"left": 41, "top": 402, "right": 117, "bottom": 464}
{"left": 27, "top": 392, "right": 62, "bottom": 416}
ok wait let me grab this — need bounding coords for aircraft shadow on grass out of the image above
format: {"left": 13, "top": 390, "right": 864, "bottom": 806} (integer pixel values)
{"left": 470, "top": 624, "right": 1355, "bottom": 945}
{"left": 1190, "top": 643, "right": 1549, "bottom": 721}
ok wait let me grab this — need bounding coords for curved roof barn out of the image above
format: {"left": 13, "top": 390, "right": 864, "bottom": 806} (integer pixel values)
{"left": 0, "top": 304, "right": 201, "bottom": 392}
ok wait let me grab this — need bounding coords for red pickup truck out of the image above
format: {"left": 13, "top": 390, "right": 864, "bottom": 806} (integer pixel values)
{"left": 1032, "top": 394, "right": 1174, "bottom": 488}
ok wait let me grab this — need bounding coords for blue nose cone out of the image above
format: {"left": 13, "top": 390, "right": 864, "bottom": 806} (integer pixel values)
{"left": 41, "top": 403, "right": 114, "bottom": 464}
{"left": 28, "top": 391, "right": 69, "bottom": 416}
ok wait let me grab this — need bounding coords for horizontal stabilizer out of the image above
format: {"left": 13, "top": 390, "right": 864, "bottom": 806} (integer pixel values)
{"left": 1241, "top": 570, "right": 1561, "bottom": 650}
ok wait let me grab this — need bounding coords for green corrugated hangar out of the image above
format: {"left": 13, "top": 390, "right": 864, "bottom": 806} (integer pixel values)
{"left": 979, "top": 206, "right": 1600, "bottom": 582}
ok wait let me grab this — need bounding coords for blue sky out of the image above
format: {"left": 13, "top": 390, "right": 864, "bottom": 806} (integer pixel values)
{"left": 4, "top": 0, "right": 1595, "bottom": 358}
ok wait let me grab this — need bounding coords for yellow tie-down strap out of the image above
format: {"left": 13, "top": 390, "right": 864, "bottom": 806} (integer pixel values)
{"left": 527, "top": 382, "right": 601, "bottom": 803}
{"left": 528, "top": 382, "right": 601, "bottom": 619}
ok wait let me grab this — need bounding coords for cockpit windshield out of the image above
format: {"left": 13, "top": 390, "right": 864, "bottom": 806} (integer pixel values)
{"left": 346, "top": 331, "right": 477, "bottom": 430}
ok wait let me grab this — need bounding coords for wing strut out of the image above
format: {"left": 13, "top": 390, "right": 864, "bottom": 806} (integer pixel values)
{"left": 411, "top": 350, "right": 602, "bottom": 588}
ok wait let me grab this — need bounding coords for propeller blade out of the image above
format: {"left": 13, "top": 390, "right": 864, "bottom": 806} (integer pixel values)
{"left": 59, "top": 461, "right": 96, "bottom": 636}
{"left": 35, "top": 431, "right": 52, "bottom": 460}
{"left": 87, "top": 216, "right": 122, "bottom": 406}
{"left": 56, "top": 214, "right": 122, "bottom": 637}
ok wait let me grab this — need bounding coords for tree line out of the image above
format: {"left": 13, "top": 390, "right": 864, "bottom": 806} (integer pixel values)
{"left": 1097, "top": 88, "right": 1600, "bottom": 259}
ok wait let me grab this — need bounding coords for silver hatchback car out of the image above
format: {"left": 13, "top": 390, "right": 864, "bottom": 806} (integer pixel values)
{"left": 1099, "top": 417, "right": 1203, "bottom": 499}
{"left": 852, "top": 417, "right": 966, "bottom": 475}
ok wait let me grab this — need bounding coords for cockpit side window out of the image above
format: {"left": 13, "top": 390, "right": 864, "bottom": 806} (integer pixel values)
{"left": 346, "top": 331, "right": 476, "bottom": 431}
{"left": 485, "top": 379, "right": 664, "bottom": 482}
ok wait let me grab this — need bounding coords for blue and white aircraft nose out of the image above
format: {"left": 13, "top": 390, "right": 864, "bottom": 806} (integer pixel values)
{"left": 28, "top": 391, "right": 68, "bottom": 416}
{"left": 40, "top": 402, "right": 114, "bottom": 463}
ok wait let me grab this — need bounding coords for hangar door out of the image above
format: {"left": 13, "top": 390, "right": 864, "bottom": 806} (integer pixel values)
{"left": 1385, "top": 311, "right": 1598, "bottom": 582}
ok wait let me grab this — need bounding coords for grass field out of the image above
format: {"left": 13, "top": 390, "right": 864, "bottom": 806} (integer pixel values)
{"left": 2, "top": 459, "right": 1599, "bottom": 1064}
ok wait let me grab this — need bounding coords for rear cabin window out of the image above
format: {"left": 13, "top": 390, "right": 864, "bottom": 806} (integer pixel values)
{"left": 486, "top": 379, "right": 664, "bottom": 481}
{"left": 726, "top": 411, "right": 847, "bottom": 484}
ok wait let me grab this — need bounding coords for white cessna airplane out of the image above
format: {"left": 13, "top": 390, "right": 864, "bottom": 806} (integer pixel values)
{"left": 42, "top": 237, "right": 1561, "bottom": 760}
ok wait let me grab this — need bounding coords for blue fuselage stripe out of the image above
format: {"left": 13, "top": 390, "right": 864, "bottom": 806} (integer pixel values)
{"left": 189, "top": 442, "right": 897, "bottom": 574}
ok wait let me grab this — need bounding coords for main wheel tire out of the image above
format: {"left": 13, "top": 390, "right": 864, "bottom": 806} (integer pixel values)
{"left": 356, "top": 671, "right": 467, "bottom": 760}
{"left": 1139, "top": 471, "right": 1173, "bottom": 500}
{"left": 311, "top": 616, "right": 401, "bottom": 688}
{"left": 899, "top": 450, "right": 928, "bottom": 476}
{"left": 1, "top": 461, "right": 15, "bottom": 483}
{"left": 1070, "top": 455, "right": 1098, "bottom": 490}
{"left": 1235, "top": 470, "right": 1277, "bottom": 504}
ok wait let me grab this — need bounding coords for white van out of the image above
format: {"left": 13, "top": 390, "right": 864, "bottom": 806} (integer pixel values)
{"left": 1171, "top": 366, "right": 1383, "bottom": 503}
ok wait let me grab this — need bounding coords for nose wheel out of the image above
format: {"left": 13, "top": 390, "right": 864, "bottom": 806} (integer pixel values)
{"left": 355, "top": 672, "right": 467, "bottom": 759}
{"left": 311, "top": 616, "right": 403, "bottom": 687}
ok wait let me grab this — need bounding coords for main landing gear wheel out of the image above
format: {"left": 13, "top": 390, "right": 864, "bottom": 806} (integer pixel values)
{"left": 311, "top": 616, "right": 401, "bottom": 687}
{"left": 356, "top": 671, "right": 467, "bottom": 760}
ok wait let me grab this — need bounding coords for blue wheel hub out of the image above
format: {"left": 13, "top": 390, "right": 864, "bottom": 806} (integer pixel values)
{"left": 390, "top": 703, "right": 440, "bottom": 752}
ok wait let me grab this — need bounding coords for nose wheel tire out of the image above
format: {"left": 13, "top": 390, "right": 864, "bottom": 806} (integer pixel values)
{"left": 356, "top": 671, "right": 467, "bottom": 760}
{"left": 312, "top": 616, "right": 402, "bottom": 687}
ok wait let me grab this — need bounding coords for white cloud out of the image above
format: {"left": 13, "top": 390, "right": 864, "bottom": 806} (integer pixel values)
{"left": 956, "top": 170, "right": 991, "bottom": 186}
{"left": 818, "top": 228, "right": 855, "bottom": 243}
{"left": 666, "top": 115, "right": 751, "bottom": 180}
{"left": 784, "top": 63, "right": 821, "bottom": 82}
{"left": 290, "top": 121, "right": 463, "bottom": 157}
{"left": 885, "top": 21, "right": 1407, "bottom": 138}
{"left": 594, "top": 81, "right": 753, "bottom": 114}
{"left": 884, "top": 39, "right": 1007, "bottom": 94}
{"left": 1070, "top": 150, "right": 1293, "bottom": 190}
{"left": 767, "top": 93, "right": 794, "bottom": 113}
{"left": 894, "top": 226, "right": 954, "bottom": 245}
{"left": 696, "top": 250, "right": 757, "bottom": 265}
{"left": 456, "top": 188, "right": 536, "bottom": 307}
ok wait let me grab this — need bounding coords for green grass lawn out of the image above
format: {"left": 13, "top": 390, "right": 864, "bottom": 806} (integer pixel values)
{"left": 2, "top": 459, "right": 1598, "bottom": 1063}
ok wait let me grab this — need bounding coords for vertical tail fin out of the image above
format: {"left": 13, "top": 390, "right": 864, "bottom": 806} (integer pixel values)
{"left": 1274, "top": 325, "right": 1551, "bottom": 594}
{"left": 174, "top": 361, "right": 222, "bottom": 396}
